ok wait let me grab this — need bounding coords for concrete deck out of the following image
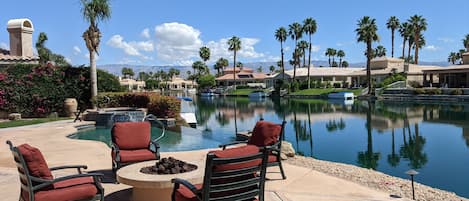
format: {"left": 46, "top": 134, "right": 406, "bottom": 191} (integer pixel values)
{"left": 0, "top": 120, "right": 409, "bottom": 201}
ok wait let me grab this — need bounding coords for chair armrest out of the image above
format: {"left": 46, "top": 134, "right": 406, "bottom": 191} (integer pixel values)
{"left": 32, "top": 173, "right": 104, "bottom": 191}
{"left": 171, "top": 178, "right": 199, "bottom": 195}
{"left": 219, "top": 140, "right": 248, "bottom": 150}
{"left": 150, "top": 140, "right": 160, "bottom": 160}
{"left": 50, "top": 165, "right": 88, "bottom": 174}
{"left": 111, "top": 142, "right": 121, "bottom": 161}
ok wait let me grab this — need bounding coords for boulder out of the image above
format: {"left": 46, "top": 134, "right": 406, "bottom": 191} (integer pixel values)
{"left": 8, "top": 113, "right": 21, "bottom": 120}
{"left": 281, "top": 141, "right": 296, "bottom": 158}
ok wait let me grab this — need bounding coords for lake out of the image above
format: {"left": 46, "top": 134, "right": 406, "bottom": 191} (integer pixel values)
{"left": 187, "top": 96, "right": 469, "bottom": 198}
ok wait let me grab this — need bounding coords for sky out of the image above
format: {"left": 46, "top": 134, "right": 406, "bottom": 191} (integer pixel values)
{"left": 1, "top": 0, "right": 468, "bottom": 67}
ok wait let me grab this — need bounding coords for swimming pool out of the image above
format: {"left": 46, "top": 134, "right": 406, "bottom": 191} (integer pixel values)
{"left": 68, "top": 125, "right": 234, "bottom": 152}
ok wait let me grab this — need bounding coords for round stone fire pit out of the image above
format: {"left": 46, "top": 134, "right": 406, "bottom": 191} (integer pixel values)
{"left": 140, "top": 157, "right": 197, "bottom": 175}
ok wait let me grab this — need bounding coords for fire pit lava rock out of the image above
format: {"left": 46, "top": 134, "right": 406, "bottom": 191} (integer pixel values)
{"left": 140, "top": 157, "right": 198, "bottom": 175}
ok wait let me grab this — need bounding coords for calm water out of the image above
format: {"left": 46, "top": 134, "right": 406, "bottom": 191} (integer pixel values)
{"left": 72, "top": 95, "right": 469, "bottom": 198}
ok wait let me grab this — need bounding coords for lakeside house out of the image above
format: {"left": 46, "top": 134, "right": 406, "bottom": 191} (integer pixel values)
{"left": 421, "top": 53, "right": 469, "bottom": 88}
{"left": 0, "top": 18, "right": 39, "bottom": 67}
{"left": 118, "top": 77, "right": 146, "bottom": 91}
{"left": 215, "top": 67, "right": 268, "bottom": 88}
{"left": 166, "top": 76, "right": 197, "bottom": 90}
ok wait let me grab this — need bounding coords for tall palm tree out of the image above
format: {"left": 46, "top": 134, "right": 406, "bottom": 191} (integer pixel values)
{"left": 228, "top": 36, "right": 241, "bottom": 89}
{"left": 214, "top": 57, "right": 228, "bottom": 76}
{"left": 298, "top": 40, "right": 309, "bottom": 67}
{"left": 288, "top": 22, "right": 303, "bottom": 82}
{"left": 199, "top": 46, "right": 210, "bottom": 65}
{"left": 464, "top": 34, "right": 469, "bottom": 52}
{"left": 399, "top": 22, "right": 411, "bottom": 59}
{"left": 292, "top": 48, "right": 302, "bottom": 81}
{"left": 409, "top": 15, "right": 427, "bottom": 64}
{"left": 458, "top": 49, "right": 466, "bottom": 64}
{"left": 81, "top": 0, "right": 111, "bottom": 107}
{"left": 337, "top": 50, "right": 345, "bottom": 67}
{"left": 303, "top": 18, "right": 317, "bottom": 89}
{"left": 356, "top": 16, "right": 379, "bottom": 95}
{"left": 330, "top": 48, "right": 337, "bottom": 66}
{"left": 386, "top": 16, "right": 400, "bottom": 58}
{"left": 325, "top": 48, "right": 334, "bottom": 66}
{"left": 275, "top": 27, "right": 288, "bottom": 81}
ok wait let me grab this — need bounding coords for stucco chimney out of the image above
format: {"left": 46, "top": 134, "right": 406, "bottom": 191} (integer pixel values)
{"left": 7, "top": 18, "right": 34, "bottom": 57}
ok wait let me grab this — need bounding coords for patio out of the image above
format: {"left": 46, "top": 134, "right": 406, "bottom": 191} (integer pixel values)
{"left": 0, "top": 120, "right": 408, "bottom": 201}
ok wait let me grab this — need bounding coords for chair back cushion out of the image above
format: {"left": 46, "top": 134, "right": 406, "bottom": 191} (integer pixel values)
{"left": 112, "top": 121, "right": 151, "bottom": 150}
{"left": 210, "top": 145, "right": 260, "bottom": 171}
{"left": 248, "top": 121, "right": 282, "bottom": 147}
{"left": 17, "top": 144, "right": 53, "bottom": 180}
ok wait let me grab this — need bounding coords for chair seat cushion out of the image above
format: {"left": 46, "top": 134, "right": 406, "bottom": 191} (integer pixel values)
{"left": 174, "top": 183, "right": 202, "bottom": 201}
{"left": 248, "top": 121, "right": 282, "bottom": 147}
{"left": 118, "top": 149, "right": 156, "bottom": 163}
{"left": 53, "top": 176, "right": 95, "bottom": 189}
{"left": 34, "top": 183, "right": 98, "bottom": 201}
{"left": 112, "top": 122, "right": 151, "bottom": 150}
{"left": 268, "top": 154, "right": 278, "bottom": 163}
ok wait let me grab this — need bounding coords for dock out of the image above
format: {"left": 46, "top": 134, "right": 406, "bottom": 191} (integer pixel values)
{"left": 180, "top": 112, "right": 197, "bottom": 128}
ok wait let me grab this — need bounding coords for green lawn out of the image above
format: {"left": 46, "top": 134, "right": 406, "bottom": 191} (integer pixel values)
{"left": 230, "top": 89, "right": 265, "bottom": 95}
{"left": 0, "top": 117, "right": 71, "bottom": 128}
{"left": 291, "top": 88, "right": 362, "bottom": 96}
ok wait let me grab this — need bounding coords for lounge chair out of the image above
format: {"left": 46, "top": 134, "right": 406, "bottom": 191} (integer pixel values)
{"left": 220, "top": 120, "right": 287, "bottom": 179}
{"left": 6, "top": 140, "right": 104, "bottom": 201}
{"left": 171, "top": 145, "right": 269, "bottom": 201}
{"left": 111, "top": 121, "right": 160, "bottom": 173}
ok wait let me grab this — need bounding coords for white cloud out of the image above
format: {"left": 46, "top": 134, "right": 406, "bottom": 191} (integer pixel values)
{"left": 73, "top": 46, "right": 81, "bottom": 55}
{"left": 141, "top": 28, "right": 150, "bottom": 39}
{"left": 336, "top": 42, "right": 344, "bottom": 47}
{"left": 437, "top": 37, "right": 455, "bottom": 43}
{"left": 205, "top": 37, "right": 268, "bottom": 63}
{"left": 154, "top": 22, "right": 203, "bottom": 65}
{"left": 107, "top": 35, "right": 154, "bottom": 58}
{"left": 311, "top": 45, "right": 320, "bottom": 52}
{"left": 424, "top": 45, "right": 439, "bottom": 51}
{"left": 65, "top": 57, "right": 72, "bottom": 64}
{"left": 0, "top": 42, "right": 8, "bottom": 49}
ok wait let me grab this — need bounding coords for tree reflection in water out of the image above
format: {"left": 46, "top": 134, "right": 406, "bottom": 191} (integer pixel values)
{"left": 357, "top": 101, "right": 381, "bottom": 170}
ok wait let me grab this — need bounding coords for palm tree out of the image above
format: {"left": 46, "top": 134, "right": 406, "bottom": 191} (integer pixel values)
{"left": 192, "top": 61, "right": 205, "bottom": 78}
{"left": 409, "top": 15, "right": 427, "bottom": 64}
{"left": 269, "top": 65, "right": 275, "bottom": 73}
{"left": 298, "top": 40, "right": 309, "bottom": 67}
{"left": 399, "top": 22, "right": 411, "bottom": 59}
{"left": 374, "top": 45, "right": 386, "bottom": 57}
{"left": 458, "top": 49, "right": 466, "bottom": 64}
{"left": 292, "top": 48, "right": 302, "bottom": 81}
{"left": 81, "top": 0, "right": 111, "bottom": 107}
{"left": 228, "top": 36, "right": 241, "bottom": 89}
{"left": 337, "top": 50, "right": 345, "bottom": 67}
{"left": 386, "top": 16, "right": 400, "bottom": 58}
{"left": 303, "top": 18, "right": 317, "bottom": 89}
{"left": 275, "top": 27, "right": 288, "bottom": 81}
{"left": 288, "top": 22, "right": 303, "bottom": 81}
{"left": 325, "top": 48, "right": 334, "bottom": 66}
{"left": 342, "top": 60, "right": 349, "bottom": 68}
{"left": 448, "top": 52, "right": 458, "bottom": 64}
{"left": 214, "top": 57, "right": 228, "bottom": 76}
{"left": 330, "top": 48, "right": 337, "bottom": 67}
{"left": 460, "top": 35, "right": 469, "bottom": 53}
{"left": 199, "top": 46, "right": 210, "bottom": 65}
{"left": 356, "top": 16, "right": 379, "bottom": 95}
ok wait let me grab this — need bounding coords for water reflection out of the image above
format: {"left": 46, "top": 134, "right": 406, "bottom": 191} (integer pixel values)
{"left": 188, "top": 96, "right": 469, "bottom": 197}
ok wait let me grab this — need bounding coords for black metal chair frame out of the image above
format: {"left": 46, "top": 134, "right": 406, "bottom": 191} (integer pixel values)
{"left": 6, "top": 140, "right": 104, "bottom": 201}
{"left": 171, "top": 147, "right": 270, "bottom": 201}
{"left": 111, "top": 119, "right": 165, "bottom": 173}
{"left": 220, "top": 120, "right": 287, "bottom": 179}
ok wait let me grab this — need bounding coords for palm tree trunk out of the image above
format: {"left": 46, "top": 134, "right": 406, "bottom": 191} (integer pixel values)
{"left": 307, "top": 34, "right": 312, "bottom": 89}
{"left": 90, "top": 50, "right": 98, "bottom": 108}
{"left": 339, "top": 58, "right": 343, "bottom": 68}
{"left": 281, "top": 42, "right": 285, "bottom": 82}
{"left": 407, "top": 40, "right": 412, "bottom": 63}
{"left": 390, "top": 30, "right": 394, "bottom": 57}
{"left": 414, "top": 31, "right": 420, "bottom": 64}
{"left": 303, "top": 51, "right": 306, "bottom": 67}
{"left": 366, "top": 42, "right": 373, "bottom": 95}
{"left": 402, "top": 38, "right": 406, "bottom": 59}
{"left": 233, "top": 51, "right": 237, "bottom": 89}
{"left": 328, "top": 56, "right": 331, "bottom": 67}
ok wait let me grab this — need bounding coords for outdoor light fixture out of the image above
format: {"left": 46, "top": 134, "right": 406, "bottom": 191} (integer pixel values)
{"left": 405, "top": 169, "right": 419, "bottom": 200}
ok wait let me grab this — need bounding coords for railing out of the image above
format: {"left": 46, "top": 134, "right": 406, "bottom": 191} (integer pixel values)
{"left": 143, "top": 114, "right": 166, "bottom": 142}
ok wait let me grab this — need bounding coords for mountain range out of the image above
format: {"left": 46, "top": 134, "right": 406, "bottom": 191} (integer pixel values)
{"left": 98, "top": 60, "right": 450, "bottom": 78}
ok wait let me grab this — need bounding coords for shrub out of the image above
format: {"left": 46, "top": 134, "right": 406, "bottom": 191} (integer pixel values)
{"left": 450, "top": 89, "right": 463, "bottom": 95}
{"left": 425, "top": 88, "right": 442, "bottom": 95}
{"left": 197, "top": 74, "right": 216, "bottom": 90}
{"left": 414, "top": 88, "right": 425, "bottom": 95}
{"left": 147, "top": 96, "right": 181, "bottom": 118}
{"left": 333, "top": 83, "right": 341, "bottom": 88}
{"left": 408, "top": 81, "right": 421, "bottom": 88}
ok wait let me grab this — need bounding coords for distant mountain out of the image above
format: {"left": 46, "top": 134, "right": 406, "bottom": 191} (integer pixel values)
{"left": 98, "top": 60, "right": 451, "bottom": 77}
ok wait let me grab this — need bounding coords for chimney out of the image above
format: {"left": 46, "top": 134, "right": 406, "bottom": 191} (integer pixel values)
{"left": 7, "top": 18, "right": 34, "bottom": 57}
{"left": 463, "top": 52, "right": 469, "bottom": 65}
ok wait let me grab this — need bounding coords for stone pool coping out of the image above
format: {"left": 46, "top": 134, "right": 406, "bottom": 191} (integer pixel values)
{"left": 0, "top": 120, "right": 410, "bottom": 201}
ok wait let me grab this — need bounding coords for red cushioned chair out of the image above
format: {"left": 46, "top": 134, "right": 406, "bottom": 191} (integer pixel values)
{"left": 6, "top": 140, "right": 104, "bottom": 201}
{"left": 220, "top": 120, "right": 287, "bottom": 179}
{"left": 111, "top": 121, "right": 160, "bottom": 173}
{"left": 171, "top": 145, "right": 269, "bottom": 201}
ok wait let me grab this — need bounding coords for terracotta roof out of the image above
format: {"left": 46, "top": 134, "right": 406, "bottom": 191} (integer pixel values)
{"left": 216, "top": 72, "right": 267, "bottom": 81}
{"left": 0, "top": 48, "right": 39, "bottom": 63}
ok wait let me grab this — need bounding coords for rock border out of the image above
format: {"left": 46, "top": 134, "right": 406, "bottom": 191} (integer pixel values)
{"left": 286, "top": 155, "right": 468, "bottom": 201}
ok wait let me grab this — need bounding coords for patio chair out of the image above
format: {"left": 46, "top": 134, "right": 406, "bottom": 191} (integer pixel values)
{"left": 171, "top": 145, "right": 269, "bottom": 201}
{"left": 6, "top": 140, "right": 104, "bottom": 201}
{"left": 111, "top": 121, "right": 160, "bottom": 173}
{"left": 220, "top": 120, "right": 287, "bottom": 179}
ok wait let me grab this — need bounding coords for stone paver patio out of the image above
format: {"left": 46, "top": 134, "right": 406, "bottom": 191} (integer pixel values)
{"left": 0, "top": 120, "right": 409, "bottom": 201}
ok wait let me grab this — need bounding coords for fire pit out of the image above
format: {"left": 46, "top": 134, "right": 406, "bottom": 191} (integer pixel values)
{"left": 140, "top": 157, "right": 197, "bottom": 175}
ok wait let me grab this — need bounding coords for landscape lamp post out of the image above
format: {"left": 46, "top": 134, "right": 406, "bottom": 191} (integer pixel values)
{"left": 405, "top": 169, "right": 419, "bottom": 200}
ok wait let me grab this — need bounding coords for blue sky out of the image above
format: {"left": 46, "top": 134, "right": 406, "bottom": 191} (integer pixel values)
{"left": 1, "top": 0, "right": 468, "bottom": 66}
